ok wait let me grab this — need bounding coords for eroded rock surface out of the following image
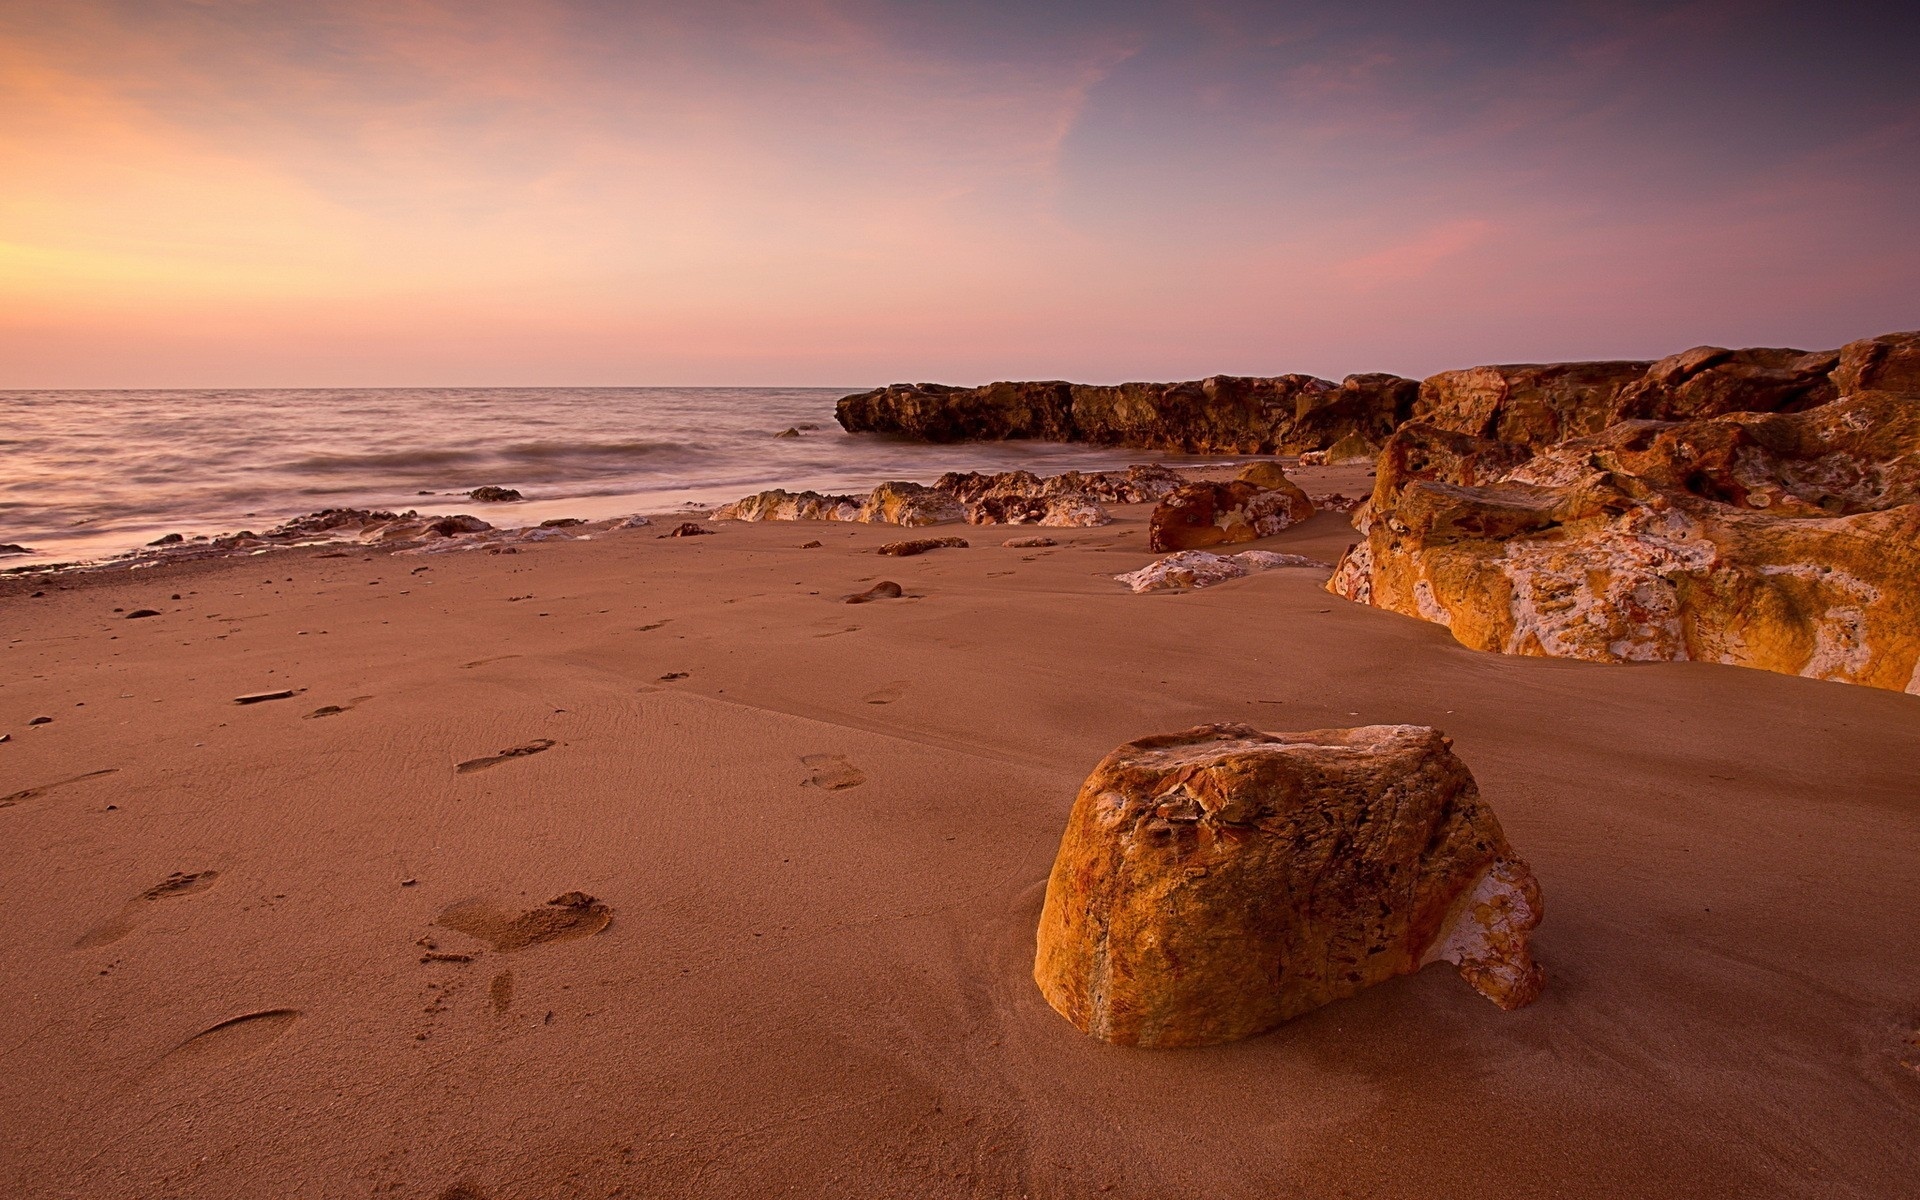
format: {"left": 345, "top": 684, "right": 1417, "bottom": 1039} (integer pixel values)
{"left": 1331, "top": 391, "right": 1920, "bottom": 692}
{"left": 1034, "top": 723, "right": 1544, "bottom": 1047}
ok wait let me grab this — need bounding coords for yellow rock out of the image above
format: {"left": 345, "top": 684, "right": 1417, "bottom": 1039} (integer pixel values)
{"left": 1034, "top": 723, "right": 1544, "bottom": 1048}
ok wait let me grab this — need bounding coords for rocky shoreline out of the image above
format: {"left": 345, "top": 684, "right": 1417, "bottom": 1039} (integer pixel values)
{"left": 835, "top": 329, "right": 1920, "bottom": 694}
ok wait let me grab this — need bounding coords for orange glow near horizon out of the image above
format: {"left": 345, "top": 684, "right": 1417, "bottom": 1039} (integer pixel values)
{"left": 3, "top": 2, "right": 1917, "bottom": 387}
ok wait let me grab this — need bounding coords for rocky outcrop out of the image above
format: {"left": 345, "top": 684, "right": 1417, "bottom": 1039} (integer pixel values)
{"left": 1412, "top": 360, "right": 1653, "bottom": 447}
{"left": 934, "top": 464, "right": 1181, "bottom": 506}
{"left": 1288, "top": 373, "right": 1419, "bottom": 450}
{"left": 836, "top": 332, "right": 1919, "bottom": 460}
{"left": 861, "top": 481, "right": 966, "bottom": 526}
{"left": 1330, "top": 391, "right": 1920, "bottom": 692}
{"left": 1148, "top": 477, "right": 1314, "bottom": 552}
{"left": 1114, "top": 549, "right": 1330, "bottom": 593}
{"left": 1034, "top": 723, "right": 1544, "bottom": 1047}
{"left": 835, "top": 381, "right": 1076, "bottom": 443}
{"left": 1831, "top": 331, "right": 1920, "bottom": 395}
{"left": 1067, "top": 375, "right": 1332, "bottom": 453}
{"left": 710, "top": 490, "right": 864, "bottom": 523}
{"left": 1607, "top": 345, "right": 1837, "bottom": 424}
{"left": 468, "top": 486, "right": 524, "bottom": 502}
{"left": 837, "top": 375, "right": 1417, "bottom": 454}
{"left": 711, "top": 467, "right": 1196, "bottom": 529}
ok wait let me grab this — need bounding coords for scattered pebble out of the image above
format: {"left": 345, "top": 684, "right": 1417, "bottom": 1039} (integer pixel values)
{"left": 28, "top": 716, "right": 52, "bottom": 725}
{"left": 844, "top": 581, "right": 904, "bottom": 604}
{"left": 659, "top": 523, "right": 714, "bottom": 538}
{"left": 800, "top": 540, "right": 823, "bottom": 549}
{"left": 1003, "top": 536, "right": 1056, "bottom": 548}
{"left": 658, "top": 671, "right": 690, "bottom": 681}
{"left": 125, "top": 608, "right": 161, "bottom": 619}
{"left": 878, "top": 536, "right": 968, "bottom": 557}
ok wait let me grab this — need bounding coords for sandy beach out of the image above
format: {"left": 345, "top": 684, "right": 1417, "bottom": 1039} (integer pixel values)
{"left": 3, "top": 459, "right": 1916, "bottom": 1199}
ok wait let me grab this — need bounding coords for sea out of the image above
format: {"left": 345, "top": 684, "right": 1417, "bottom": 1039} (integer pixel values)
{"left": 1, "top": 387, "right": 1258, "bottom": 564}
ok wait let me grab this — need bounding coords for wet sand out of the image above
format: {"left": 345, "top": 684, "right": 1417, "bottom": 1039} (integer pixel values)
{"left": 3, "top": 464, "right": 1917, "bottom": 1199}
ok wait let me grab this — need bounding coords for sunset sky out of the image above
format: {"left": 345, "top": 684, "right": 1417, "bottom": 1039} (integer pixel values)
{"left": 4, "top": 0, "right": 1917, "bottom": 387}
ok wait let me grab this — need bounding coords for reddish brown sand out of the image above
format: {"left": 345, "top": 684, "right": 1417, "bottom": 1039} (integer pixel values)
{"left": 3, "top": 464, "right": 1918, "bottom": 1199}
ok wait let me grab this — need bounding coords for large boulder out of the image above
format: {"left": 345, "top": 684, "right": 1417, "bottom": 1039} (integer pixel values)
{"left": 1607, "top": 345, "right": 1838, "bottom": 424}
{"left": 1034, "top": 723, "right": 1545, "bottom": 1048}
{"left": 1329, "top": 391, "right": 1920, "bottom": 692}
{"left": 1413, "top": 360, "right": 1652, "bottom": 446}
{"left": 1830, "top": 330, "right": 1920, "bottom": 395}
{"left": 1148, "top": 477, "right": 1314, "bottom": 552}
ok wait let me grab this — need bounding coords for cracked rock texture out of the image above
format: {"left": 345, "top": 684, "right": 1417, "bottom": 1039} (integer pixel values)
{"left": 1034, "top": 723, "right": 1544, "bottom": 1048}
{"left": 1330, "top": 390, "right": 1920, "bottom": 693}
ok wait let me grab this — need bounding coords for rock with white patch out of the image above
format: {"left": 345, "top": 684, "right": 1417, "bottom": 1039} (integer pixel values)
{"left": 1115, "top": 549, "right": 1329, "bottom": 593}
{"left": 1330, "top": 391, "right": 1920, "bottom": 692}
{"left": 1034, "top": 723, "right": 1545, "bottom": 1047}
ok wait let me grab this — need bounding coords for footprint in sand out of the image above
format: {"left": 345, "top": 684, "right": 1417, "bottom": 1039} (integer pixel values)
{"left": 436, "top": 892, "right": 612, "bottom": 951}
{"left": 455, "top": 738, "right": 556, "bottom": 774}
{"left": 490, "top": 971, "right": 514, "bottom": 1014}
{"left": 161, "top": 1008, "right": 299, "bottom": 1067}
{"left": 802, "top": 754, "right": 867, "bottom": 791}
{"left": 1, "top": 768, "right": 119, "bottom": 810}
{"left": 75, "top": 870, "right": 219, "bottom": 948}
{"left": 461, "top": 654, "right": 523, "bottom": 669}
{"left": 862, "top": 681, "right": 908, "bottom": 705}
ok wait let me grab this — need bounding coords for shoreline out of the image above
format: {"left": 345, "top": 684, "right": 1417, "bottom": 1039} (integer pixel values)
{"left": 0, "top": 457, "right": 1368, "bottom": 587}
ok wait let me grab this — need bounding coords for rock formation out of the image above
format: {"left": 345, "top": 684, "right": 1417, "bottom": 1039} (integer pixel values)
{"left": 711, "top": 466, "right": 1193, "bottom": 529}
{"left": 1410, "top": 360, "right": 1653, "bottom": 447}
{"left": 861, "top": 481, "right": 968, "bottom": 526}
{"left": 836, "top": 374, "right": 1418, "bottom": 454}
{"left": 1148, "top": 477, "right": 1314, "bottom": 552}
{"left": 1034, "top": 723, "right": 1544, "bottom": 1047}
{"left": 713, "top": 490, "right": 865, "bottom": 522}
{"left": 877, "top": 536, "right": 967, "bottom": 556}
{"left": 1114, "top": 549, "right": 1329, "bottom": 593}
{"left": 1330, "top": 390, "right": 1920, "bottom": 693}
{"left": 1831, "top": 331, "right": 1920, "bottom": 395}
{"left": 1606, "top": 345, "right": 1837, "bottom": 424}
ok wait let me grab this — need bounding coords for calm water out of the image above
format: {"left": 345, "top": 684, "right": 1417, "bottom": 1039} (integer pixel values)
{"left": 1, "top": 387, "right": 1252, "bottom": 563}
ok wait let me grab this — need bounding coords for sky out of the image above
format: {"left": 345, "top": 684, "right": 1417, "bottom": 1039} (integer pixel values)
{"left": 3, "top": 0, "right": 1917, "bottom": 388}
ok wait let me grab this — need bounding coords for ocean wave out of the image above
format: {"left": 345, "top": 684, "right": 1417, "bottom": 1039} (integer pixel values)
{"left": 284, "top": 448, "right": 493, "bottom": 472}
{"left": 282, "top": 439, "right": 694, "bottom": 473}
{"left": 497, "top": 440, "right": 693, "bottom": 460}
